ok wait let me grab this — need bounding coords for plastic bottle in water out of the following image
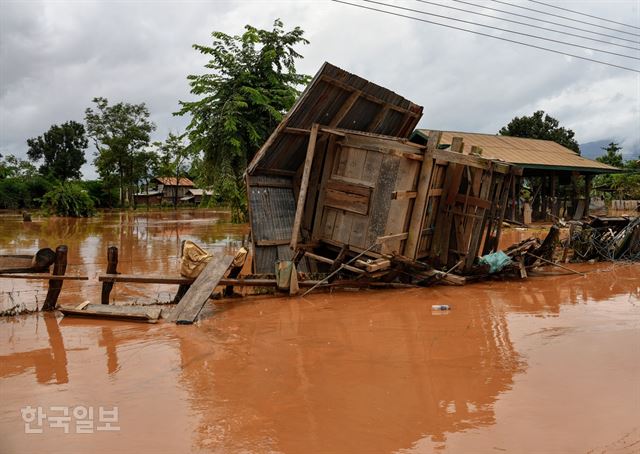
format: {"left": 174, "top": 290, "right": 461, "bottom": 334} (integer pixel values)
{"left": 431, "top": 304, "right": 451, "bottom": 311}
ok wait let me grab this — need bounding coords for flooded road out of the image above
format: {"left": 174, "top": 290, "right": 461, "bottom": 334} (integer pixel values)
{"left": 0, "top": 210, "right": 639, "bottom": 453}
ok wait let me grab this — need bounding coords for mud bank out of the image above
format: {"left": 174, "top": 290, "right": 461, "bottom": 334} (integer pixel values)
{"left": 1, "top": 260, "right": 638, "bottom": 453}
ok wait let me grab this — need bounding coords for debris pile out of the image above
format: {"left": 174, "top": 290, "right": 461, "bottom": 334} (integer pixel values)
{"left": 566, "top": 216, "right": 640, "bottom": 262}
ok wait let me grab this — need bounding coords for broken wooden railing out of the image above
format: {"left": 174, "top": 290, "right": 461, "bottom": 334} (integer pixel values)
{"left": 0, "top": 245, "right": 89, "bottom": 311}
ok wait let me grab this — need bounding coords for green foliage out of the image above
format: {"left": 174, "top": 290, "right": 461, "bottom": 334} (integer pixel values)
{"left": 27, "top": 121, "right": 87, "bottom": 181}
{"left": 85, "top": 97, "right": 156, "bottom": 206}
{"left": 0, "top": 176, "right": 53, "bottom": 209}
{"left": 593, "top": 144, "right": 640, "bottom": 200}
{"left": 176, "top": 19, "right": 310, "bottom": 222}
{"left": 79, "top": 180, "right": 119, "bottom": 208}
{"left": 41, "top": 183, "right": 96, "bottom": 217}
{"left": 499, "top": 110, "right": 580, "bottom": 154}
{"left": 0, "top": 153, "right": 37, "bottom": 179}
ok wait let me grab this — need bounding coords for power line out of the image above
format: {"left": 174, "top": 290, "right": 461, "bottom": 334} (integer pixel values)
{"left": 361, "top": 0, "right": 639, "bottom": 60}
{"left": 527, "top": 0, "right": 640, "bottom": 31}
{"left": 330, "top": 0, "right": 640, "bottom": 73}
{"left": 414, "top": 0, "right": 639, "bottom": 51}
{"left": 489, "top": 0, "right": 640, "bottom": 38}
{"left": 450, "top": 0, "right": 639, "bottom": 45}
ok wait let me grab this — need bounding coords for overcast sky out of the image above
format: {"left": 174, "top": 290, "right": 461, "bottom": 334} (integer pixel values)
{"left": 1, "top": 0, "right": 639, "bottom": 179}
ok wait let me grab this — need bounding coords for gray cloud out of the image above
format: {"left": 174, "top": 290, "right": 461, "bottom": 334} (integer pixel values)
{"left": 1, "top": 0, "right": 639, "bottom": 180}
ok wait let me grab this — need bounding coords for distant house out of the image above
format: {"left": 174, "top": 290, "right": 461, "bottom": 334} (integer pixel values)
{"left": 155, "top": 177, "right": 195, "bottom": 202}
{"left": 133, "top": 190, "right": 163, "bottom": 206}
{"left": 180, "top": 188, "right": 214, "bottom": 205}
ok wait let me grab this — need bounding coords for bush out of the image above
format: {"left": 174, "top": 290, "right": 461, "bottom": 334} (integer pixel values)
{"left": 0, "top": 176, "right": 52, "bottom": 209}
{"left": 41, "top": 183, "right": 96, "bottom": 217}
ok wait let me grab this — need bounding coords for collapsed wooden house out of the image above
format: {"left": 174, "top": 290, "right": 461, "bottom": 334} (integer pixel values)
{"left": 246, "top": 63, "right": 521, "bottom": 276}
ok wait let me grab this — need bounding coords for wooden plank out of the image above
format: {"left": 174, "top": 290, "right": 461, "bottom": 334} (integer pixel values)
{"left": 255, "top": 239, "right": 290, "bottom": 246}
{"left": 60, "top": 303, "right": 162, "bottom": 323}
{"left": 304, "top": 252, "right": 364, "bottom": 274}
{"left": 290, "top": 123, "right": 320, "bottom": 249}
{"left": 166, "top": 255, "right": 235, "bottom": 324}
{"left": 324, "top": 187, "right": 370, "bottom": 215}
{"left": 376, "top": 232, "right": 408, "bottom": 243}
{"left": 405, "top": 131, "right": 441, "bottom": 259}
{"left": 0, "top": 274, "right": 88, "bottom": 281}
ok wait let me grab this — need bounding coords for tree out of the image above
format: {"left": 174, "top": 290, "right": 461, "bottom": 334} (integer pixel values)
{"left": 85, "top": 97, "right": 156, "bottom": 206}
{"left": 499, "top": 110, "right": 580, "bottom": 153}
{"left": 26, "top": 121, "right": 87, "bottom": 181}
{"left": 153, "top": 133, "right": 194, "bottom": 209}
{"left": 596, "top": 142, "right": 624, "bottom": 168}
{"left": 175, "top": 19, "right": 310, "bottom": 222}
{"left": 0, "top": 153, "right": 37, "bottom": 179}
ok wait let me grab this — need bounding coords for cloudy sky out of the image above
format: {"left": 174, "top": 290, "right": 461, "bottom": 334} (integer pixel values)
{"left": 1, "top": 0, "right": 638, "bottom": 179}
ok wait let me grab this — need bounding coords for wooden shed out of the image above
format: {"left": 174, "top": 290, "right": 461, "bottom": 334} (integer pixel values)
{"left": 246, "top": 63, "right": 520, "bottom": 274}
{"left": 412, "top": 130, "right": 621, "bottom": 222}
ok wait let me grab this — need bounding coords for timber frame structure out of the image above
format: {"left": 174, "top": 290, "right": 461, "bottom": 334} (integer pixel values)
{"left": 246, "top": 63, "right": 521, "bottom": 275}
{"left": 412, "top": 130, "right": 621, "bottom": 222}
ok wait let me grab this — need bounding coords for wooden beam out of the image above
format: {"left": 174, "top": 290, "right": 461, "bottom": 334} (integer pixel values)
{"left": 0, "top": 274, "right": 88, "bottom": 281}
{"left": 255, "top": 239, "right": 291, "bottom": 246}
{"left": 376, "top": 232, "right": 409, "bottom": 243}
{"left": 329, "top": 90, "right": 360, "bottom": 127}
{"left": 304, "top": 251, "right": 365, "bottom": 274}
{"left": 405, "top": 131, "right": 442, "bottom": 259}
{"left": 433, "top": 149, "right": 514, "bottom": 174}
{"left": 290, "top": 123, "right": 319, "bottom": 249}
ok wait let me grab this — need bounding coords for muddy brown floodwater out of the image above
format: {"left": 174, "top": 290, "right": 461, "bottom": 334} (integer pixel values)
{"left": 0, "top": 210, "right": 639, "bottom": 453}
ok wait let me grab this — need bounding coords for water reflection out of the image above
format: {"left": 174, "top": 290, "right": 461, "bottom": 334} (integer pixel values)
{"left": 0, "top": 313, "right": 67, "bottom": 384}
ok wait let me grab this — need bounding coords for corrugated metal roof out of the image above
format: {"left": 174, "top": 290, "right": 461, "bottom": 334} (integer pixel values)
{"left": 247, "top": 62, "right": 424, "bottom": 174}
{"left": 413, "top": 130, "right": 620, "bottom": 173}
{"left": 155, "top": 177, "right": 195, "bottom": 186}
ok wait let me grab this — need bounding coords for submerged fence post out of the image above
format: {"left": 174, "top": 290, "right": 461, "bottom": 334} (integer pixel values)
{"left": 101, "top": 246, "right": 118, "bottom": 305}
{"left": 42, "top": 245, "right": 68, "bottom": 311}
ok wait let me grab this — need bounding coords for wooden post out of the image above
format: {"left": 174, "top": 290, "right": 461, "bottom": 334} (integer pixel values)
{"left": 551, "top": 175, "right": 559, "bottom": 218}
{"left": 405, "top": 131, "right": 441, "bottom": 259}
{"left": 584, "top": 174, "right": 593, "bottom": 217}
{"left": 42, "top": 245, "right": 68, "bottom": 311}
{"left": 101, "top": 246, "right": 118, "bottom": 304}
{"left": 290, "top": 123, "right": 319, "bottom": 250}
